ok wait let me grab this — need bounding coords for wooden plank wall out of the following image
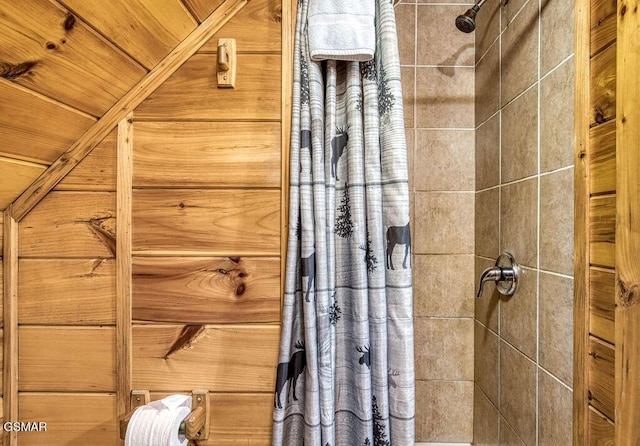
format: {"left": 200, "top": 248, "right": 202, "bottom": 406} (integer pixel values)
{"left": 16, "top": 128, "right": 118, "bottom": 445}
{"left": 10, "top": 1, "right": 286, "bottom": 444}
{"left": 130, "top": 3, "right": 284, "bottom": 442}
{"left": 576, "top": 0, "right": 618, "bottom": 443}
{"left": 614, "top": 0, "right": 640, "bottom": 441}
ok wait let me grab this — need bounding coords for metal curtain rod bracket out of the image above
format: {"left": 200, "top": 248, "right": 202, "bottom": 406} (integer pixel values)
{"left": 119, "top": 389, "right": 210, "bottom": 442}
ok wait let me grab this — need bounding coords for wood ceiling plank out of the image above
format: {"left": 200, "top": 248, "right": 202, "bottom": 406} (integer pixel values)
{"left": 59, "top": 0, "right": 198, "bottom": 69}
{"left": 182, "top": 0, "right": 225, "bottom": 22}
{"left": 9, "top": 0, "right": 250, "bottom": 222}
{"left": 0, "top": 0, "right": 147, "bottom": 117}
{"left": 0, "top": 158, "right": 47, "bottom": 211}
{"left": 0, "top": 80, "right": 96, "bottom": 164}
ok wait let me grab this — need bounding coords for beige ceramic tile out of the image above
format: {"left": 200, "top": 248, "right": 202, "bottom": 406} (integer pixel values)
{"left": 415, "top": 317, "right": 474, "bottom": 380}
{"left": 476, "top": 113, "right": 500, "bottom": 190}
{"left": 414, "top": 192, "right": 475, "bottom": 254}
{"left": 396, "top": 4, "right": 416, "bottom": 66}
{"left": 475, "top": 320, "right": 499, "bottom": 406}
{"left": 501, "top": 85, "right": 538, "bottom": 183}
{"left": 475, "top": 0, "right": 501, "bottom": 63}
{"left": 500, "top": 266, "right": 537, "bottom": 360}
{"left": 540, "top": 168, "right": 574, "bottom": 275}
{"left": 474, "top": 384, "right": 500, "bottom": 446}
{"left": 476, "top": 41, "right": 500, "bottom": 125}
{"left": 501, "top": 0, "right": 539, "bottom": 105}
{"left": 413, "top": 254, "right": 475, "bottom": 317}
{"left": 500, "top": 342, "right": 536, "bottom": 446}
{"left": 416, "top": 67, "right": 475, "bottom": 129}
{"left": 415, "top": 129, "right": 475, "bottom": 191}
{"left": 501, "top": 0, "right": 530, "bottom": 30}
{"left": 540, "top": 0, "right": 574, "bottom": 76}
{"left": 499, "top": 416, "right": 527, "bottom": 446}
{"left": 538, "top": 369, "right": 573, "bottom": 445}
{"left": 406, "top": 128, "right": 415, "bottom": 191}
{"left": 415, "top": 380, "right": 474, "bottom": 442}
{"left": 540, "top": 59, "right": 575, "bottom": 173}
{"left": 475, "top": 188, "right": 500, "bottom": 258}
{"left": 402, "top": 67, "right": 416, "bottom": 129}
{"left": 475, "top": 256, "right": 499, "bottom": 331}
{"left": 539, "top": 272, "right": 574, "bottom": 386}
{"left": 417, "top": 5, "right": 474, "bottom": 66}
{"left": 500, "top": 178, "right": 538, "bottom": 269}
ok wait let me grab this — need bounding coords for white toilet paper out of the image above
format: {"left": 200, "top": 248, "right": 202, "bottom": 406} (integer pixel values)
{"left": 125, "top": 394, "right": 192, "bottom": 446}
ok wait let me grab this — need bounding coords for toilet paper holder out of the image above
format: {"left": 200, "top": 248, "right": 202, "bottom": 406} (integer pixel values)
{"left": 119, "top": 389, "right": 210, "bottom": 443}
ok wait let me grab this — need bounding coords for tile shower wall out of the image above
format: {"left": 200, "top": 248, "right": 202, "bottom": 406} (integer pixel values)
{"left": 397, "top": 1, "right": 476, "bottom": 442}
{"left": 473, "top": 0, "right": 575, "bottom": 443}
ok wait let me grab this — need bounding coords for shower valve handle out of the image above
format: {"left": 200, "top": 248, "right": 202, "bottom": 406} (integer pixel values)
{"left": 476, "top": 252, "right": 519, "bottom": 298}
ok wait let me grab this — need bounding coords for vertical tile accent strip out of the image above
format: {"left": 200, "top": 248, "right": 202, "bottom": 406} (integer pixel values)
{"left": 3, "top": 210, "right": 17, "bottom": 445}
{"left": 116, "top": 114, "right": 133, "bottom": 422}
{"left": 615, "top": 0, "right": 640, "bottom": 441}
{"left": 573, "top": 0, "right": 591, "bottom": 444}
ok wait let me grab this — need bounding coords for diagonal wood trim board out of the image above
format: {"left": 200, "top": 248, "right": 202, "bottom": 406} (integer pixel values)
{"left": 8, "top": 0, "right": 250, "bottom": 222}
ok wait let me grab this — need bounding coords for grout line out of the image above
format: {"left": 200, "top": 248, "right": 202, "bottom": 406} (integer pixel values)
{"left": 535, "top": 0, "right": 542, "bottom": 440}
{"left": 539, "top": 53, "right": 575, "bottom": 82}
{"left": 538, "top": 364, "right": 574, "bottom": 392}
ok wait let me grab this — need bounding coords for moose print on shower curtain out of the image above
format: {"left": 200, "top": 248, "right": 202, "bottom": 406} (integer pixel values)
{"left": 272, "top": 0, "right": 415, "bottom": 445}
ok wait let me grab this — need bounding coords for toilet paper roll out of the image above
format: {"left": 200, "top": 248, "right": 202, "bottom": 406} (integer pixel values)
{"left": 125, "top": 394, "right": 192, "bottom": 446}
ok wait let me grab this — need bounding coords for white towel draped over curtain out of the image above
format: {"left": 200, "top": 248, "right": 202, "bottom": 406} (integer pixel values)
{"left": 272, "top": 1, "right": 415, "bottom": 445}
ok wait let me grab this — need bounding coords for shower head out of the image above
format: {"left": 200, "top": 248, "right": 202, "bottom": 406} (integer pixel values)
{"left": 455, "top": 0, "right": 487, "bottom": 33}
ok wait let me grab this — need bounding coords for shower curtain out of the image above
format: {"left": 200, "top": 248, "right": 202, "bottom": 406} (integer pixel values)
{"left": 272, "top": 0, "right": 414, "bottom": 444}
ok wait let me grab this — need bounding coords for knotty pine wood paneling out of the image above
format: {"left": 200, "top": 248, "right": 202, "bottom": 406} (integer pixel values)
{"left": 59, "top": 0, "right": 197, "bottom": 69}
{"left": 589, "top": 194, "right": 615, "bottom": 268}
{"left": 19, "top": 192, "right": 116, "bottom": 259}
{"left": 588, "top": 406, "right": 615, "bottom": 446}
{"left": 132, "top": 325, "right": 278, "bottom": 392}
{"left": 204, "top": 0, "right": 282, "bottom": 53}
{"left": 19, "top": 259, "right": 115, "bottom": 325}
{"left": 0, "top": 80, "right": 96, "bottom": 164}
{"left": 588, "top": 337, "right": 615, "bottom": 421}
{"left": 0, "top": 0, "right": 146, "bottom": 117}
{"left": 589, "top": 267, "right": 615, "bottom": 345}
{"left": 590, "top": 43, "right": 616, "bottom": 127}
{"left": 135, "top": 54, "right": 281, "bottom": 121}
{"left": 133, "top": 122, "right": 281, "bottom": 188}
{"left": 590, "top": 0, "right": 616, "bottom": 57}
{"left": 132, "top": 189, "right": 280, "bottom": 255}
{"left": 0, "top": 158, "right": 46, "bottom": 211}
{"left": 151, "top": 392, "right": 273, "bottom": 445}
{"left": 589, "top": 119, "right": 616, "bottom": 196}
{"left": 133, "top": 256, "right": 280, "bottom": 324}
{"left": 19, "top": 393, "right": 117, "bottom": 446}
{"left": 55, "top": 130, "right": 117, "bottom": 191}
{"left": 19, "top": 327, "right": 116, "bottom": 392}
{"left": 182, "top": 0, "right": 225, "bottom": 22}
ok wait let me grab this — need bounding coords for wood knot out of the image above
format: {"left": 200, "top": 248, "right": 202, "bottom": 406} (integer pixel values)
{"left": 620, "top": 3, "right": 627, "bottom": 16}
{"left": 0, "top": 61, "right": 38, "bottom": 79}
{"left": 45, "top": 42, "right": 57, "bottom": 50}
{"left": 622, "top": 116, "right": 627, "bottom": 124}
{"left": 618, "top": 279, "right": 640, "bottom": 308}
{"left": 178, "top": 202, "right": 185, "bottom": 209}
{"left": 64, "top": 13, "right": 76, "bottom": 31}
{"left": 235, "top": 283, "right": 246, "bottom": 296}
{"left": 228, "top": 256, "right": 241, "bottom": 263}
{"left": 216, "top": 268, "right": 228, "bottom": 275}
{"left": 578, "top": 151, "right": 586, "bottom": 159}
{"left": 594, "top": 109, "right": 606, "bottom": 124}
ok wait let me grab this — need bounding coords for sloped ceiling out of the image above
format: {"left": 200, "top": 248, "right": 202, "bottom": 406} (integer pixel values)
{"left": 0, "top": 0, "right": 235, "bottom": 211}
